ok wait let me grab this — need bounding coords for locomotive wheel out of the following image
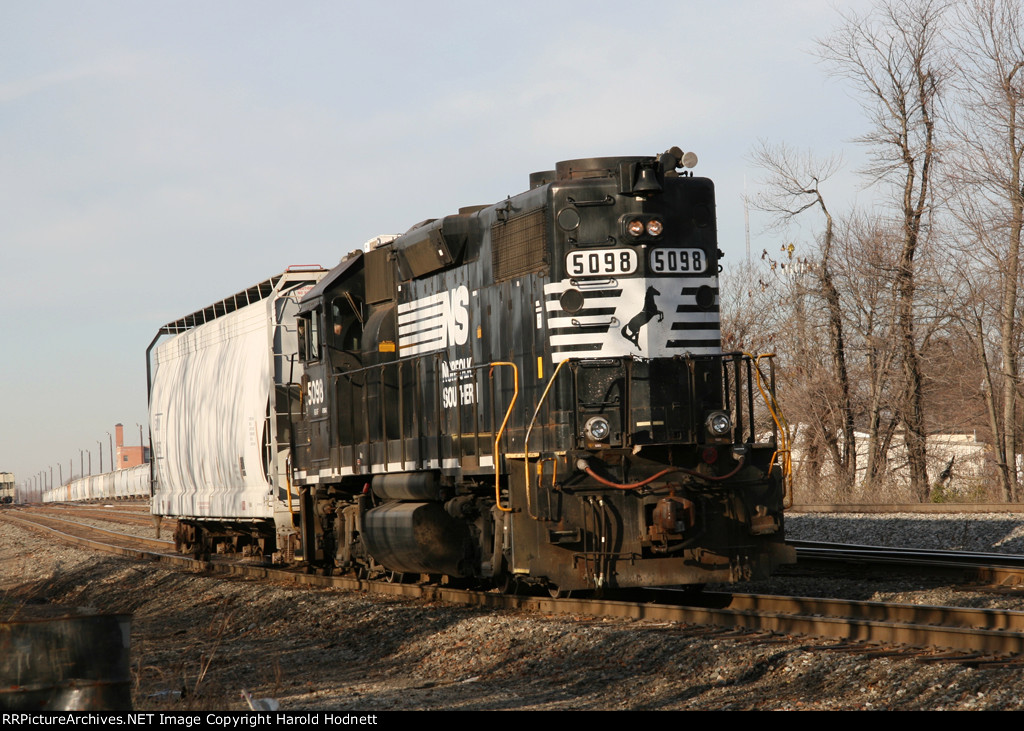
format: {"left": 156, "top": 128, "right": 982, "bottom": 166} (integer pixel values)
{"left": 547, "top": 583, "right": 574, "bottom": 599}
{"left": 493, "top": 557, "right": 518, "bottom": 595}
{"left": 497, "top": 573, "right": 520, "bottom": 596}
{"left": 363, "top": 559, "right": 407, "bottom": 583}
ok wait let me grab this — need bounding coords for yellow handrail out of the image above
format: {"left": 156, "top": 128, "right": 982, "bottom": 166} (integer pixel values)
{"left": 522, "top": 359, "right": 569, "bottom": 519}
{"left": 491, "top": 362, "right": 519, "bottom": 513}
{"left": 744, "top": 352, "right": 792, "bottom": 507}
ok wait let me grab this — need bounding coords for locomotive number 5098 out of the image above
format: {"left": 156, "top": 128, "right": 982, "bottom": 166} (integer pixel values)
{"left": 566, "top": 248, "right": 638, "bottom": 277}
{"left": 650, "top": 248, "right": 706, "bottom": 274}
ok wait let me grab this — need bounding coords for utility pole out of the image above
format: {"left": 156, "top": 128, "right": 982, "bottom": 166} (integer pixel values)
{"left": 743, "top": 174, "right": 751, "bottom": 265}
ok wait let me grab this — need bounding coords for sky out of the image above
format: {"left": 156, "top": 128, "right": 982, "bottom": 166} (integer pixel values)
{"left": 1, "top": 0, "right": 876, "bottom": 495}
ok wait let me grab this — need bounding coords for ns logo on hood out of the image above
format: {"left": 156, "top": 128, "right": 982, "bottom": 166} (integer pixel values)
{"left": 397, "top": 285, "right": 470, "bottom": 356}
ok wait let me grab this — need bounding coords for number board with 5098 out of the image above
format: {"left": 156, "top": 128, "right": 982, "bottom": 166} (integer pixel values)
{"left": 565, "top": 247, "right": 706, "bottom": 277}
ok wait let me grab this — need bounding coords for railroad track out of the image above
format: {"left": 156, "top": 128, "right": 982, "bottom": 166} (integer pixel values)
{"left": 5, "top": 507, "right": 1024, "bottom": 663}
{"left": 791, "top": 539, "right": 1024, "bottom": 587}
{"left": 791, "top": 503, "right": 1024, "bottom": 514}
{"left": 31, "top": 503, "right": 164, "bottom": 528}
{"left": 2, "top": 507, "right": 174, "bottom": 554}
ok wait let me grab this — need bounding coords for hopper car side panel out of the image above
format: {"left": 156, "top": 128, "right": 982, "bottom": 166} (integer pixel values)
{"left": 147, "top": 270, "right": 327, "bottom": 555}
{"left": 42, "top": 465, "right": 149, "bottom": 503}
{"left": 150, "top": 298, "right": 277, "bottom": 520}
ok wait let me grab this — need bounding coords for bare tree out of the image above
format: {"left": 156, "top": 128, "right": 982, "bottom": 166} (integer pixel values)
{"left": 945, "top": 0, "right": 1024, "bottom": 500}
{"left": 730, "top": 243, "right": 839, "bottom": 496}
{"left": 719, "top": 260, "right": 780, "bottom": 355}
{"left": 829, "top": 215, "right": 903, "bottom": 490}
{"left": 750, "top": 142, "right": 857, "bottom": 488}
{"left": 818, "top": 0, "right": 947, "bottom": 500}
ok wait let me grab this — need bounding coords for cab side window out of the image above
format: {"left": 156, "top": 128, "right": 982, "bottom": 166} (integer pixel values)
{"left": 331, "top": 296, "right": 363, "bottom": 352}
{"left": 298, "top": 311, "right": 321, "bottom": 362}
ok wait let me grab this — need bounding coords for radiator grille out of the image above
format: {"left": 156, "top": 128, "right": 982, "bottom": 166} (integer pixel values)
{"left": 491, "top": 208, "right": 548, "bottom": 282}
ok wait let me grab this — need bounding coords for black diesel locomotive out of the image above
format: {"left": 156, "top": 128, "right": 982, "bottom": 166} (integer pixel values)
{"left": 290, "top": 147, "right": 792, "bottom": 593}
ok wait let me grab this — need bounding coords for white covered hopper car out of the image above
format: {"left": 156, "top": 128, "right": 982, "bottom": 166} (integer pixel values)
{"left": 146, "top": 267, "right": 327, "bottom": 556}
{"left": 42, "top": 465, "right": 150, "bottom": 503}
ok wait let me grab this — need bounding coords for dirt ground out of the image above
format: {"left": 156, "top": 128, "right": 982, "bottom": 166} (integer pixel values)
{"left": 3, "top": 517, "right": 1024, "bottom": 711}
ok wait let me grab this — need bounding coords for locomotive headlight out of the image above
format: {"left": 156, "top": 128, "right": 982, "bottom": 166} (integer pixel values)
{"left": 705, "top": 411, "right": 731, "bottom": 437}
{"left": 624, "top": 216, "right": 663, "bottom": 239}
{"left": 584, "top": 416, "right": 611, "bottom": 441}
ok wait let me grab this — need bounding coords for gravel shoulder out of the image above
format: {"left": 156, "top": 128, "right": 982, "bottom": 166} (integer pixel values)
{"left": 3, "top": 513, "right": 1024, "bottom": 710}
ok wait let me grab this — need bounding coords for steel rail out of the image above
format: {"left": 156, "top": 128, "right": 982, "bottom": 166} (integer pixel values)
{"left": 6, "top": 509, "right": 1024, "bottom": 659}
{"left": 791, "top": 540, "right": 1024, "bottom": 586}
{"left": 791, "top": 503, "right": 1024, "bottom": 514}
{"left": 34, "top": 505, "right": 163, "bottom": 526}
{"left": 3, "top": 509, "right": 174, "bottom": 552}
{"left": 792, "top": 539, "right": 1024, "bottom": 563}
{"left": 687, "top": 591, "right": 1024, "bottom": 632}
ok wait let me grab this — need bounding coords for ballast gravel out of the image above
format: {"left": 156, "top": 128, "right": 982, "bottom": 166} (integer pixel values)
{"left": 786, "top": 512, "right": 1024, "bottom": 554}
{"left": 2, "top": 510, "right": 1024, "bottom": 711}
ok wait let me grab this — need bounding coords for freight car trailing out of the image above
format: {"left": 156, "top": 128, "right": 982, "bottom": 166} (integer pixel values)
{"left": 0, "top": 472, "right": 14, "bottom": 504}
{"left": 147, "top": 269, "right": 327, "bottom": 555}
{"left": 42, "top": 464, "right": 149, "bottom": 503}
{"left": 148, "top": 148, "right": 793, "bottom": 592}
